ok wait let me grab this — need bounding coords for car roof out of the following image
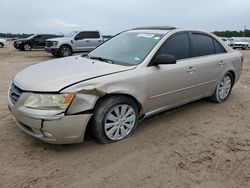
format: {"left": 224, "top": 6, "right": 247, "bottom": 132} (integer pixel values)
{"left": 129, "top": 26, "right": 177, "bottom": 34}
{"left": 132, "top": 26, "right": 177, "bottom": 30}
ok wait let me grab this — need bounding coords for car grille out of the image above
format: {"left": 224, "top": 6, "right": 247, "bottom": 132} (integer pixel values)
{"left": 9, "top": 83, "right": 23, "bottom": 105}
{"left": 46, "top": 41, "right": 53, "bottom": 47}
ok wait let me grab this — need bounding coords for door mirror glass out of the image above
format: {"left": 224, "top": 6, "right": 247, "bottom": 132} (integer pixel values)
{"left": 153, "top": 54, "right": 176, "bottom": 65}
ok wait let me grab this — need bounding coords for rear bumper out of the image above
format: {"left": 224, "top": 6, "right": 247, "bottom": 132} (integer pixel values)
{"left": 45, "top": 47, "right": 60, "bottom": 53}
{"left": 8, "top": 102, "right": 92, "bottom": 144}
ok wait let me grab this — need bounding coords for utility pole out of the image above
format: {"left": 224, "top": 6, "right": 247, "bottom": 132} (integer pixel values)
{"left": 243, "top": 25, "right": 246, "bottom": 37}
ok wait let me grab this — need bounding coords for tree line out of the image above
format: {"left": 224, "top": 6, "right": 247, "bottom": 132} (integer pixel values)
{"left": 213, "top": 30, "right": 250, "bottom": 37}
{"left": 1, "top": 30, "right": 250, "bottom": 39}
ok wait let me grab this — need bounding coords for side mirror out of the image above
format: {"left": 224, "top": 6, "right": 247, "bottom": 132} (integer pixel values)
{"left": 153, "top": 54, "right": 177, "bottom": 65}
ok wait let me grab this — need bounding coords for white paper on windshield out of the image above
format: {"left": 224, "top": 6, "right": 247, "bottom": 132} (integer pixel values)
{"left": 137, "top": 33, "right": 155, "bottom": 38}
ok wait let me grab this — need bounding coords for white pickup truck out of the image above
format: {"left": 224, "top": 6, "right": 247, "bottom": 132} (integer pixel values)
{"left": 0, "top": 38, "right": 6, "bottom": 48}
{"left": 231, "top": 38, "right": 250, "bottom": 50}
{"left": 45, "top": 31, "right": 104, "bottom": 57}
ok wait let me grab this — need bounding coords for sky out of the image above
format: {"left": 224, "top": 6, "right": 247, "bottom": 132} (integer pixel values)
{"left": 0, "top": 0, "right": 249, "bottom": 35}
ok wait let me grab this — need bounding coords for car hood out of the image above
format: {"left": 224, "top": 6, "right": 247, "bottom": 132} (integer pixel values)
{"left": 234, "top": 42, "right": 249, "bottom": 45}
{"left": 13, "top": 56, "right": 136, "bottom": 92}
{"left": 15, "top": 39, "right": 28, "bottom": 43}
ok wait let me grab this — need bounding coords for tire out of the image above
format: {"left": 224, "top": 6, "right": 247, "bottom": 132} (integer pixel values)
{"left": 23, "top": 43, "right": 32, "bottom": 51}
{"left": 52, "top": 52, "right": 60, "bottom": 57}
{"left": 0, "top": 43, "right": 3, "bottom": 48}
{"left": 92, "top": 96, "right": 139, "bottom": 144}
{"left": 59, "top": 45, "right": 72, "bottom": 57}
{"left": 210, "top": 72, "right": 234, "bottom": 103}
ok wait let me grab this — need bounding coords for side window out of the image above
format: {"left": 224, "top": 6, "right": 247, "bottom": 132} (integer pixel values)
{"left": 87, "top": 32, "right": 100, "bottom": 38}
{"left": 39, "top": 35, "right": 49, "bottom": 40}
{"left": 214, "top": 39, "right": 226, "bottom": 54}
{"left": 157, "top": 33, "right": 190, "bottom": 60}
{"left": 75, "top": 32, "right": 100, "bottom": 40}
{"left": 191, "top": 33, "right": 215, "bottom": 57}
{"left": 75, "top": 32, "right": 87, "bottom": 40}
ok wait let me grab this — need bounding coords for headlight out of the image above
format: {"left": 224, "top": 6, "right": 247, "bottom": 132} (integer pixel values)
{"left": 24, "top": 93, "right": 75, "bottom": 110}
{"left": 52, "top": 41, "right": 58, "bottom": 46}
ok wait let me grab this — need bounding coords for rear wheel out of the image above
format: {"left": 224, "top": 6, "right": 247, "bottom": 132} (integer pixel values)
{"left": 210, "top": 73, "right": 233, "bottom": 103}
{"left": 59, "top": 45, "right": 72, "bottom": 57}
{"left": 92, "top": 96, "right": 139, "bottom": 144}
{"left": 23, "top": 44, "right": 32, "bottom": 51}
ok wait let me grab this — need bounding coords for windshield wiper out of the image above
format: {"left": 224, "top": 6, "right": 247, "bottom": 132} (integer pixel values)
{"left": 87, "top": 55, "right": 114, "bottom": 64}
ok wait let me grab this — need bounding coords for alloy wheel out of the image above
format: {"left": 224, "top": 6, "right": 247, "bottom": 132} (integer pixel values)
{"left": 104, "top": 104, "right": 136, "bottom": 141}
{"left": 218, "top": 75, "right": 232, "bottom": 100}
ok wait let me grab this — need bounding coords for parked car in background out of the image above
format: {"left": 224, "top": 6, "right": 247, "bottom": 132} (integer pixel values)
{"left": 0, "top": 38, "right": 7, "bottom": 48}
{"left": 13, "top": 34, "right": 63, "bottom": 51}
{"left": 231, "top": 38, "right": 250, "bottom": 50}
{"left": 8, "top": 26, "right": 242, "bottom": 144}
{"left": 45, "top": 31, "right": 103, "bottom": 57}
{"left": 220, "top": 37, "right": 233, "bottom": 46}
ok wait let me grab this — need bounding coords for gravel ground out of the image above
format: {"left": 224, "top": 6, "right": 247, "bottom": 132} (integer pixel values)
{"left": 0, "top": 42, "right": 250, "bottom": 188}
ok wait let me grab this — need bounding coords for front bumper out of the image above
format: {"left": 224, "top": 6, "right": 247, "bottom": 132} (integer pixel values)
{"left": 45, "top": 47, "right": 60, "bottom": 53}
{"left": 8, "top": 94, "right": 92, "bottom": 144}
{"left": 13, "top": 43, "right": 22, "bottom": 49}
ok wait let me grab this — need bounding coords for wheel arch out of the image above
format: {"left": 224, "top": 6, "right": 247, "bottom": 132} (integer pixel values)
{"left": 83, "top": 92, "right": 144, "bottom": 141}
{"left": 94, "top": 93, "right": 143, "bottom": 116}
{"left": 60, "top": 44, "right": 73, "bottom": 51}
{"left": 227, "top": 70, "right": 236, "bottom": 86}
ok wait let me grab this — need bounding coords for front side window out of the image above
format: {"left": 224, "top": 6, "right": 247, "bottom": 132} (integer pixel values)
{"left": 88, "top": 32, "right": 164, "bottom": 65}
{"left": 157, "top": 33, "right": 190, "bottom": 60}
{"left": 191, "top": 33, "right": 214, "bottom": 57}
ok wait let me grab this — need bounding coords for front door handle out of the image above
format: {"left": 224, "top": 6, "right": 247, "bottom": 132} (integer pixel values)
{"left": 219, "top": 60, "right": 224, "bottom": 66}
{"left": 187, "top": 66, "right": 196, "bottom": 73}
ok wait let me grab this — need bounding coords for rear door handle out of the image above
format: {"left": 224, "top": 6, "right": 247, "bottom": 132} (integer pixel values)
{"left": 187, "top": 66, "right": 196, "bottom": 73}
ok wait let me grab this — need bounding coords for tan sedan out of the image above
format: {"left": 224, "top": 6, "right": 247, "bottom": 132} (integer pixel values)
{"left": 8, "top": 26, "right": 243, "bottom": 144}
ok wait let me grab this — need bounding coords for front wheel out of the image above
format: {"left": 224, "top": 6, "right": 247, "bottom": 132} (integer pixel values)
{"left": 23, "top": 44, "right": 32, "bottom": 51}
{"left": 0, "top": 43, "right": 3, "bottom": 48}
{"left": 210, "top": 73, "right": 234, "bottom": 103}
{"left": 92, "top": 96, "right": 139, "bottom": 144}
{"left": 59, "top": 45, "right": 72, "bottom": 57}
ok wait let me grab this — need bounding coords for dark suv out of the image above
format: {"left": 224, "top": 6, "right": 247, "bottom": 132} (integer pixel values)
{"left": 13, "top": 34, "right": 63, "bottom": 51}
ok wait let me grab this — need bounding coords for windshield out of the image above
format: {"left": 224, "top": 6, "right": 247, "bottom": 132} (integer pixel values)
{"left": 65, "top": 31, "right": 78, "bottom": 38}
{"left": 88, "top": 31, "right": 164, "bottom": 65}
{"left": 26, "top": 35, "right": 36, "bottom": 40}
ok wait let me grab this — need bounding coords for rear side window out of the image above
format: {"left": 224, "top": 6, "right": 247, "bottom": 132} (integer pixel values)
{"left": 158, "top": 33, "right": 190, "bottom": 60}
{"left": 87, "top": 32, "right": 100, "bottom": 38}
{"left": 214, "top": 40, "right": 226, "bottom": 54}
{"left": 76, "top": 32, "right": 100, "bottom": 40}
{"left": 191, "top": 33, "right": 214, "bottom": 57}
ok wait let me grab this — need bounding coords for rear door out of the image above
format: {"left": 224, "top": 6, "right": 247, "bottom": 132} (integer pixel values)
{"left": 187, "top": 32, "right": 227, "bottom": 96}
{"left": 86, "top": 31, "right": 103, "bottom": 48}
{"left": 74, "top": 32, "right": 101, "bottom": 51}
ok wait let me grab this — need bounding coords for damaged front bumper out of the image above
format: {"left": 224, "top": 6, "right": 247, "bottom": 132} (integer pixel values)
{"left": 8, "top": 92, "right": 93, "bottom": 144}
